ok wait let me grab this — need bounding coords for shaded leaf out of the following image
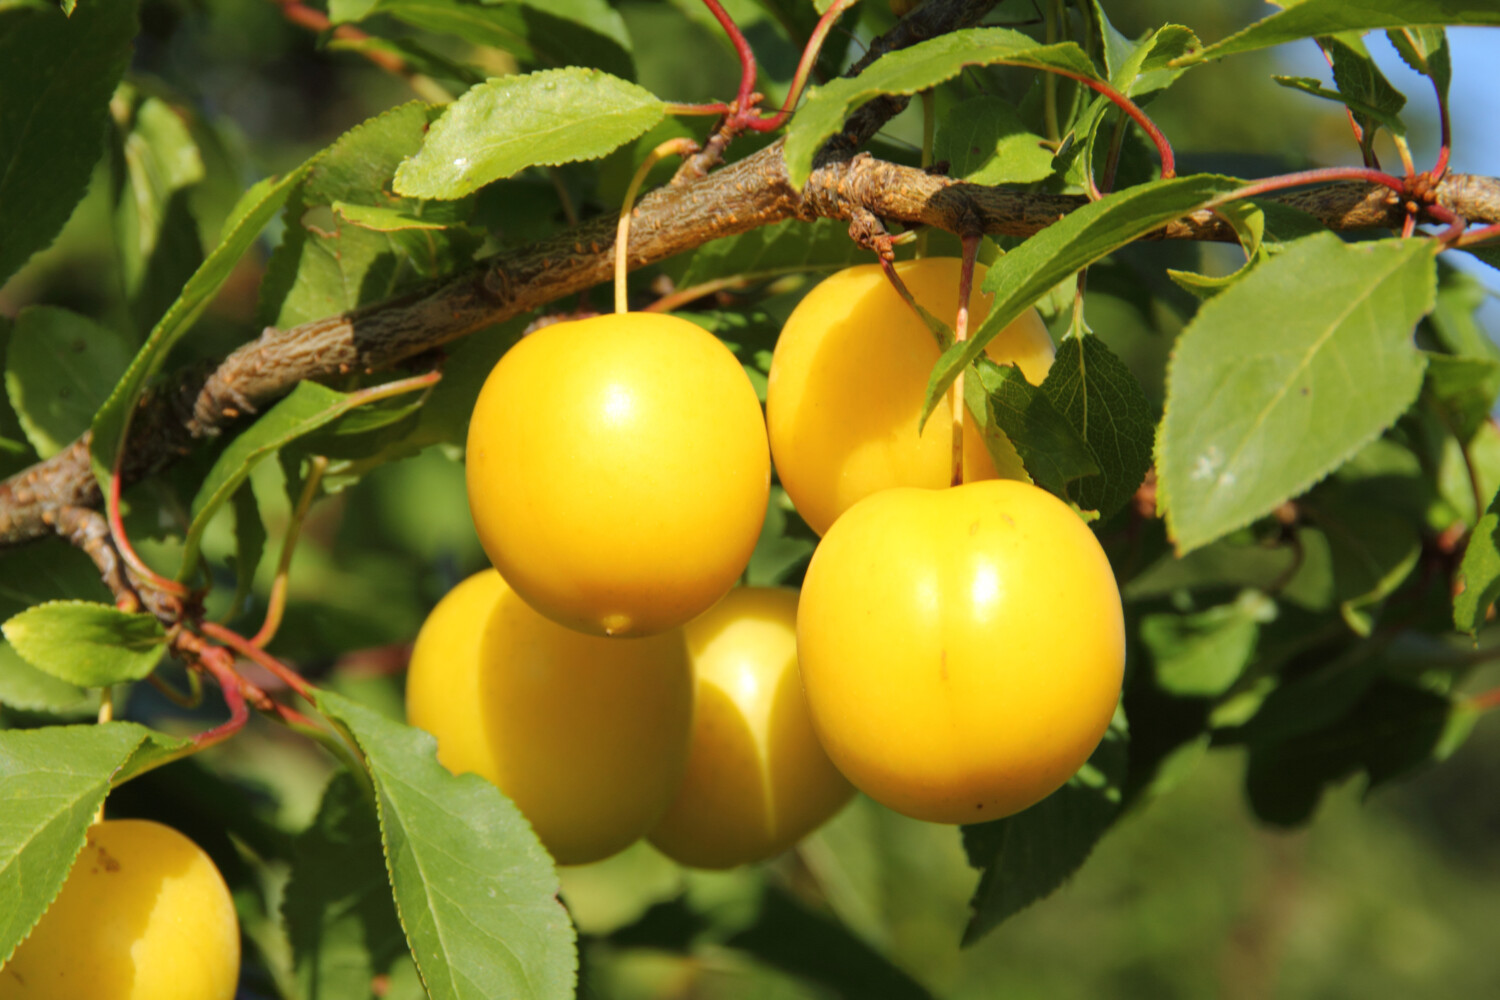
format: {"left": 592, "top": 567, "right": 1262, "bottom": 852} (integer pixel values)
{"left": 973, "top": 359, "right": 1099, "bottom": 498}
{"left": 923, "top": 175, "right": 1243, "bottom": 424}
{"left": 316, "top": 691, "right": 577, "bottom": 1000}
{"left": 933, "top": 96, "right": 1054, "bottom": 186}
{"left": 181, "top": 381, "right": 423, "bottom": 578}
{"left": 1422, "top": 353, "right": 1500, "bottom": 444}
{"left": 1455, "top": 486, "right": 1500, "bottom": 634}
{"left": 90, "top": 162, "right": 313, "bottom": 488}
{"left": 0, "top": 642, "right": 95, "bottom": 717}
{"left": 1041, "top": 335, "right": 1155, "bottom": 518}
{"left": 394, "top": 68, "right": 664, "bottom": 200}
{"left": 1141, "top": 591, "right": 1276, "bottom": 698}
{"left": 678, "top": 217, "right": 877, "bottom": 290}
{"left": 283, "top": 771, "right": 409, "bottom": 1000}
{"left": 1157, "top": 234, "right": 1436, "bottom": 554}
{"left": 1244, "top": 679, "right": 1457, "bottom": 827}
{"left": 3, "top": 601, "right": 168, "bottom": 687}
{"left": 1272, "top": 76, "right": 1407, "bottom": 136}
{"left": 1181, "top": 1, "right": 1500, "bottom": 65}
{"left": 962, "top": 713, "right": 1127, "bottom": 943}
{"left": 1317, "top": 33, "right": 1408, "bottom": 145}
{"left": 0, "top": 722, "right": 167, "bottom": 965}
{"left": 1386, "top": 26, "right": 1452, "bottom": 99}
{"left": 4, "top": 307, "right": 134, "bottom": 460}
{"left": 784, "top": 27, "right": 1099, "bottom": 189}
{"left": 0, "top": 0, "right": 137, "bottom": 286}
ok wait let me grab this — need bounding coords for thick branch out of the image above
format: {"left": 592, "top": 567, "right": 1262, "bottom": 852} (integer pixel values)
{"left": 3, "top": 144, "right": 1497, "bottom": 548}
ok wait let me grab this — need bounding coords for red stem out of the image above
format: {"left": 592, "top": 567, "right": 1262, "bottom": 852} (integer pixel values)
{"left": 201, "top": 620, "right": 315, "bottom": 702}
{"left": 1215, "top": 166, "right": 1407, "bottom": 205}
{"left": 192, "top": 648, "right": 251, "bottom": 749}
{"left": 107, "top": 453, "right": 191, "bottom": 600}
{"left": 1051, "top": 70, "right": 1176, "bottom": 179}
{"left": 1424, "top": 200, "right": 1467, "bottom": 244}
{"left": 1455, "top": 222, "right": 1500, "bottom": 249}
{"left": 701, "top": 0, "right": 760, "bottom": 116}
{"left": 742, "top": 0, "right": 855, "bottom": 133}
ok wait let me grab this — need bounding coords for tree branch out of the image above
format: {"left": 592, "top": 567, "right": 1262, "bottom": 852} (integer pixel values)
{"left": 3, "top": 0, "right": 1499, "bottom": 549}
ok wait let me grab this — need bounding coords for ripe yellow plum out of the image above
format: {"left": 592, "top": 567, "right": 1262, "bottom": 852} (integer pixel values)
{"left": 649, "top": 587, "right": 853, "bottom": 869}
{"left": 405, "top": 569, "right": 695, "bottom": 865}
{"left": 796, "top": 481, "right": 1124, "bottom": 824}
{"left": 466, "top": 312, "right": 770, "bottom": 637}
{"left": 766, "top": 258, "right": 1054, "bottom": 535}
{"left": 0, "top": 820, "right": 239, "bottom": 1000}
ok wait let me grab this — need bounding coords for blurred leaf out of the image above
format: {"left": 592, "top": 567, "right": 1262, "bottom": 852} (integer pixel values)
{"left": 1422, "top": 352, "right": 1500, "bottom": 444}
{"left": 1158, "top": 234, "right": 1436, "bottom": 555}
{"left": 784, "top": 27, "right": 1099, "bottom": 189}
{"left": 340, "top": 0, "right": 635, "bottom": 80}
{"left": 182, "top": 380, "right": 429, "bottom": 579}
{"left": 1386, "top": 25, "right": 1451, "bottom": 100}
{"left": 1041, "top": 335, "right": 1155, "bottom": 518}
{"left": 677, "top": 218, "right": 874, "bottom": 290}
{"left": 90, "top": 160, "right": 313, "bottom": 489}
{"left": 317, "top": 691, "right": 577, "bottom": 1000}
{"left": 326, "top": 35, "right": 486, "bottom": 87}
{"left": 261, "top": 102, "right": 476, "bottom": 330}
{"left": 746, "top": 488, "right": 816, "bottom": 586}
{"left": 112, "top": 86, "right": 207, "bottom": 336}
{"left": 1181, "top": 2, "right": 1500, "bottom": 64}
{"left": 962, "top": 712, "right": 1127, "bottom": 943}
{"left": 1126, "top": 535, "right": 1300, "bottom": 600}
{"left": 0, "top": 641, "right": 95, "bottom": 716}
{"left": 1271, "top": 75, "right": 1407, "bottom": 136}
{"left": 1244, "top": 679, "right": 1457, "bottom": 827}
{"left": 1455, "top": 486, "right": 1500, "bottom": 634}
{"left": 0, "top": 0, "right": 137, "bottom": 287}
{"left": 1307, "top": 497, "right": 1422, "bottom": 634}
{"left": 283, "top": 771, "right": 409, "bottom": 1000}
{"left": 0, "top": 722, "right": 167, "bottom": 965}
{"left": 933, "top": 96, "right": 1054, "bottom": 185}
{"left": 4, "top": 307, "right": 134, "bottom": 459}
{"left": 2, "top": 601, "right": 167, "bottom": 687}
{"left": 1143, "top": 591, "right": 1276, "bottom": 698}
{"left": 973, "top": 358, "right": 1099, "bottom": 498}
{"left": 394, "top": 68, "right": 664, "bottom": 200}
{"left": 1317, "top": 33, "right": 1409, "bottom": 148}
{"left": 1426, "top": 262, "right": 1499, "bottom": 359}
{"left": 0, "top": 538, "right": 113, "bottom": 619}
{"left": 332, "top": 201, "right": 450, "bottom": 232}
{"left": 228, "top": 484, "right": 265, "bottom": 621}
{"left": 922, "top": 175, "right": 1243, "bottom": 424}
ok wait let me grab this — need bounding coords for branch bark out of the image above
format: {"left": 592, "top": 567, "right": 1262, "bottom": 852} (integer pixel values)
{"left": 3, "top": 0, "right": 1499, "bottom": 549}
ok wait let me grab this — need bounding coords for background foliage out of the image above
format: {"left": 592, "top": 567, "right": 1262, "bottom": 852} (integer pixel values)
{"left": 2, "top": 0, "right": 1500, "bottom": 997}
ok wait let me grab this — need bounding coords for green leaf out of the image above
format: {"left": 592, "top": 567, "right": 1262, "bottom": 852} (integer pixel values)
{"left": 181, "top": 381, "right": 418, "bottom": 578}
{"left": 962, "top": 712, "right": 1127, "bottom": 943}
{"left": 0, "top": 641, "right": 95, "bottom": 716}
{"left": 283, "top": 771, "right": 410, "bottom": 1000}
{"left": 1125, "top": 534, "right": 1300, "bottom": 601}
{"left": 1106, "top": 23, "right": 1199, "bottom": 98}
{"left": 1306, "top": 497, "right": 1422, "bottom": 634}
{"left": 0, "top": 722, "right": 166, "bottom": 965}
{"left": 1455, "top": 486, "right": 1500, "bottom": 634}
{"left": 332, "top": 201, "right": 450, "bottom": 232}
{"left": 3, "top": 601, "right": 168, "bottom": 687}
{"left": 227, "top": 484, "right": 266, "bottom": 620}
{"left": 1141, "top": 591, "right": 1276, "bottom": 698}
{"left": 0, "top": 0, "right": 138, "bottom": 287}
{"left": 112, "top": 85, "right": 207, "bottom": 336}
{"left": 1317, "top": 33, "right": 1409, "bottom": 144}
{"left": 1271, "top": 75, "right": 1407, "bottom": 136}
{"left": 342, "top": 0, "right": 635, "bottom": 80}
{"left": 1180, "top": 1, "right": 1500, "bottom": 65}
{"left": 1423, "top": 353, "right": 1500, "bottom": 445}
{"left": 1386, "top": 26, "right": 1451, "bottom": 100}
{"left": 1040, "top": 335, "right": 1156, "bottom": 519}
{"left": 1244, "top": 679, "right": 1455, "bottom": 827}
{"left": 1426, "top": 262, "right": 1499, "bottom": 359}
{"left": 393, "top": 68, "right": 664, "bottom": 200}
{"left": 316, "top": 691, "right": 577, "bottom": 1000}
{"left": 922, "top": 175, "right": 1244, "bottom": 424}
{"left": 259, "top": 103, "right": 475, "bottom": 329}
{"left": 4, "top": 307, "right": 134, "bottom": 460}
{"left": 677, "top": 217, "right": 876, "bottom": 290}
{"left": 89, "top": 161, "right": 313, "bottom": 489}
{"left": 972, "top": 359, "right": 1099, "bottom": 498}
{"left": 784, "top": 27, "right": 1099, "bottom": 189}
{"left": 933, "top": 96, "right": 1054, "bottom": 185}
{"left": 1157, "top": 234, "right": 1436, "bottom": 555}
